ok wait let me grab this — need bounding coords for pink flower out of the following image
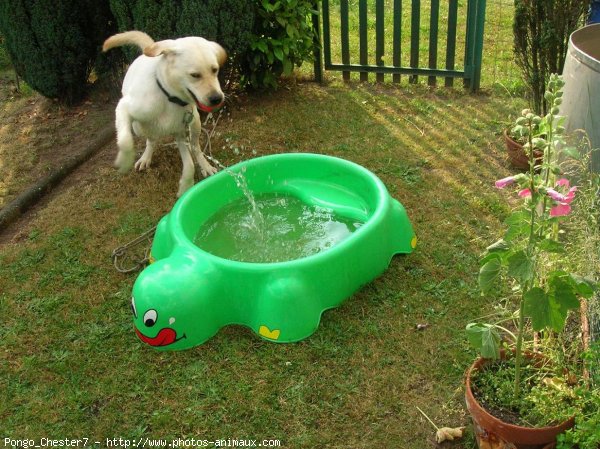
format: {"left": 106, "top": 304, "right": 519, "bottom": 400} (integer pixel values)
{"left": 495, "top": 176, "right": 517, "bottom": 189}
{"left": 518, "top": 188, "right": 532, "bottom": 198}
{"left": 564, "top": 186, "right": 577, "bottom": 203}
{"left": 550, "top": 203, "right": 572, "bottom": 217}
{"left": 546, "top": 188, "right": 569, "bottom": 202}
{"left": 547, "top": 179, "right": 577, "bottom": 217}
{"left": 546, "top": 186, "right": 577, "bottom": 204}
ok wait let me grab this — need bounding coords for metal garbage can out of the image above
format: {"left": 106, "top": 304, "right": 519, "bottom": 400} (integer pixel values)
{"left": 560, "top": 23, "right": 600, "bottom": 171}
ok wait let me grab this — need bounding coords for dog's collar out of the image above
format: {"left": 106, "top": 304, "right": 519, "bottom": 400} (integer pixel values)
{"left": 156, "top": 79, "right": 189, "bottom": 107}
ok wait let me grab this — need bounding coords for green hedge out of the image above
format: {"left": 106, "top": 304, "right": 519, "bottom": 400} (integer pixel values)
{"left": 109, "top": 0, "right": 255, "bottom": 72}
{"left": 109, "top": 0, "right": 316, "bottom": 90}
{"left": 0, "top": 0, "right": 116, "bottom": 104}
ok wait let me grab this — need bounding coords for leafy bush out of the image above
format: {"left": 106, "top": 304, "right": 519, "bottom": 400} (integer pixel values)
{"left": 240, "top": 0, "right": 317, "bottom": 89}
{"left": 0, "top": 0, "right": 115, "bottom": 104}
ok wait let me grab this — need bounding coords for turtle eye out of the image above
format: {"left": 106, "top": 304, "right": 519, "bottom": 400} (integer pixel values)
{"left": 143, "top": 309, "right": 157, "bottom": 327}
{"left": 131, "top": 297, "right": 137, "bottom": 318}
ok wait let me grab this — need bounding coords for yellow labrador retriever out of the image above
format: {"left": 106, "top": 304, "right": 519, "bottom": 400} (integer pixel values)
{"left": 103, "top": 31, "right": 226, "bottom": 196}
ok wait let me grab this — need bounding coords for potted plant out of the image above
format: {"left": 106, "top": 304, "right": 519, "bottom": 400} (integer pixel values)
{"left": 465, "top": 74, "right": 596, "bottom": 448}
{"left": 503, "top": 123, "right": 544, "bottom": 170}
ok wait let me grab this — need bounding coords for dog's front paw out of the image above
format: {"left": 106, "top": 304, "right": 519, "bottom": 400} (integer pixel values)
{"left": 114, "top": 150, "right": 135, "bottom": 173}
{"left": 200, "top": 163, "right": 218, "bottom": 178}
{"left": 134, "top": 156, "right": 152, "bottom": 171}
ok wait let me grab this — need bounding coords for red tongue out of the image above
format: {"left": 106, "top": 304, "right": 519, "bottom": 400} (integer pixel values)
{"left": 135, "top": 327, "right": 177, "bottom": 346}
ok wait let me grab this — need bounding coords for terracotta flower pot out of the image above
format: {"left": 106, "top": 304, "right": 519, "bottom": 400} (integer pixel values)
{"left": 465, "top": 356, "right": 575, "bottom": 449}
{"left": 503, "top": 129, "right": 543, "bottom": 170}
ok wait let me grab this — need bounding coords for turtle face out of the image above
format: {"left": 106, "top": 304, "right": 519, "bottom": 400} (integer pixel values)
{"left": 130, "top": 254, "right": 222, "bottom": 350}
{"left": 131, "top": 295, "right": 186, "bottom": 348}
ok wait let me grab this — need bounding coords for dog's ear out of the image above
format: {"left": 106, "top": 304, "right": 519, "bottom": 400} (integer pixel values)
{"left": 211, "top": 42, "right": 227, "bottom": 67}
{"left": 143, "top": 40, "right": 177, "bottom": 57}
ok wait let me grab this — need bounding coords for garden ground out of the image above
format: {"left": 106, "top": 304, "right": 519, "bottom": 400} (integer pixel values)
{"left": 0, "top": 1, "right": 529, "bottom": 442}
{"left": 0, "top": 69, "right": 525, "bottom": 446}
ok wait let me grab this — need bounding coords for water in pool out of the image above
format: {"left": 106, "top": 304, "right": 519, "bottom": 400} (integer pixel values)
{"left": 194, "top": 193, "right": 363, "bottom": 263}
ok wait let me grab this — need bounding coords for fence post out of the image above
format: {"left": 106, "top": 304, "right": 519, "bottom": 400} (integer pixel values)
{"left": 471, "top": 0, "right": 487, "bottom": 91}
{"left": 312, "top": 0, "right": 323, "bottom": 83}
{"left": 463, "top": 0, "right": 476, "bottom": 89}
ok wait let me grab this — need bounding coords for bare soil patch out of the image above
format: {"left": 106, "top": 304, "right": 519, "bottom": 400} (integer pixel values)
{"left": 0, "top": 75, "right": 117, "bottom": 209}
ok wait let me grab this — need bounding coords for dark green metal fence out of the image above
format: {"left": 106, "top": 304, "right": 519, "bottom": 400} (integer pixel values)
{"left": 313, "top": 0, "right": 487, "bottom": 91}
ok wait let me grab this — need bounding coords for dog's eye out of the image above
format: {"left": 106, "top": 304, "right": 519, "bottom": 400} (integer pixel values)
{"left": 190, "top": 73, "right": 202, "bottom": 79}
{"left": 211, "top": 67, "right": 218, "bottom": 75}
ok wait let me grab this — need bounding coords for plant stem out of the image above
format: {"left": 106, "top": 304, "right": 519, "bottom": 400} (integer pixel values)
{"left": 514, "top": 288, "right": 528, "bottom": 399}
{"left": 515, "top": 117, "right": 539, "bottom": 399}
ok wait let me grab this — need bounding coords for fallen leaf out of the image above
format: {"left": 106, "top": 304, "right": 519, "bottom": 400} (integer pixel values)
{"left": 435, "top": 426, "right": 465, "bottom": 443}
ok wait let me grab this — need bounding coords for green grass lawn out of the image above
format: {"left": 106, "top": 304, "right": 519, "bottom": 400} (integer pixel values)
{"left": 0, "top": 4, "right": 529, "bottom": 448}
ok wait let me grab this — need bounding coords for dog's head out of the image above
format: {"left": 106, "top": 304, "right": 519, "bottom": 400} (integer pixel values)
{"left": 144, "top": 36, "right": 227, "bottom": 112}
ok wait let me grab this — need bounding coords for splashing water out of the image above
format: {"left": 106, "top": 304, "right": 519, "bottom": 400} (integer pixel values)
{"left": 194, "top": 193, "right": 363, "bottom": 263}
{"left": 205, "top": 154, "right": 264, "bottom": 234}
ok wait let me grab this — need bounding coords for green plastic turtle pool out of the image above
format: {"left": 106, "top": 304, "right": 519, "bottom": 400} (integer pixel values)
{"left": 131, "top": 153, "right": 416, "bottom": 350}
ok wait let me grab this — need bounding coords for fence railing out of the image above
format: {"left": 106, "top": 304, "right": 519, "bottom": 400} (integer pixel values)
{"left": 313, "top": 0, "right": 487, "bottom": 91}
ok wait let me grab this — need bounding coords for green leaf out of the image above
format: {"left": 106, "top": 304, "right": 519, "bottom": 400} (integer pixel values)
{"left": 550, "top": 277, "right": 580, "bottom": 315}
{"left": 256, "top": 40, "right": 268, "bottom": 54}
{"left": 273, "top": 47, "right": 284, "bottom": 61}
{"left": 486, "top": 239, "right": 510, "bottom": 253}
{"left": 523, "top": 286, "right": 572, "bottom": 332}
{"left": 561, "top": 146, "right": 580, "bottom": 160}
{"left": 504, "top": 210, "right": 530, "bottom": 242}
{"left": 466, "top": 323, "right": 501, "bottom": 359}
{"left": 524, "top": 287, "right": 557, "bottom": 331}
{"left": 479, "top": 256, "right": 502, "bottom": 295}
{"left": 569, "top": 274, "right": 596, "bottom": 298}
{"left": 282, "top": 58, "right": 293, "bottom": 76}
{"left": 538, "top": 239, "right": 565, "bottom": 253}
{"left": 286, "top": 23, "right": 297, "bottom": 37}
{"left": 507, "top": 250, "right": 533, "bottom": 284}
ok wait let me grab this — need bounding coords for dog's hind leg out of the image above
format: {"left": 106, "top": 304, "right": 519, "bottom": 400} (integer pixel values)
{"left": 135, "top": 139, "right": 155, "bottom": 171}
{"left": 176, "top": 138, "right": 196, "bottom": 197}
{"left": 114, "top": 99, "right": 136, "bottom": 173}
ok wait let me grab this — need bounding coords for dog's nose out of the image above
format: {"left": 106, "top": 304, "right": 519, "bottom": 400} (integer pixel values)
{"left": 208, "top": 93, "right": 223, "bottom": 106}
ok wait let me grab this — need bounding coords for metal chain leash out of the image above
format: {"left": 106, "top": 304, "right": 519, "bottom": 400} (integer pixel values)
{"left": 185, "top": 108, "right": 224, "bottom": 181}
{"left": 111, "top": 225, "right": 157, "bottom": 273}
{"left": 111, "top": 108, "right": 223, "bottom": 274}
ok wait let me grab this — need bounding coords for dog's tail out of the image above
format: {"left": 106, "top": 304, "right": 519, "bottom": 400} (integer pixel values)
{"left": 103, "top": 31, "right": 154, "bottom": 53}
